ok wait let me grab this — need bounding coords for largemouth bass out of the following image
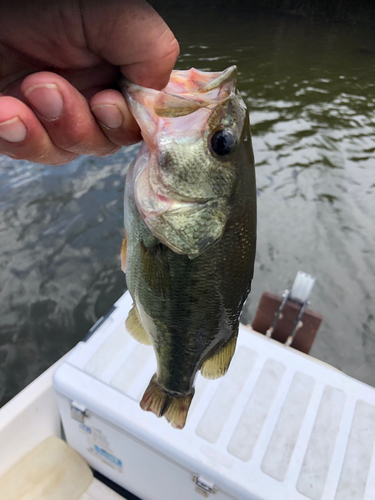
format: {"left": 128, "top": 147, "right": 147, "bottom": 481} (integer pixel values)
{"left": 120, "top": 66, "right": 256, "bottom": 429}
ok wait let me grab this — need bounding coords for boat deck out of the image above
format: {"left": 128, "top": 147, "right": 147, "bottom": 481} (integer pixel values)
{"left": 0, "top": 435, "right": 128, "bottom": 500}
{"left": 80, "top": 478, "right": 125, "bottom": 500}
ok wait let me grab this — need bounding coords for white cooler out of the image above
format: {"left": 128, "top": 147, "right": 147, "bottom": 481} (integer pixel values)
{"left": 53, "top": 292, "right": 375, "bottom": 500}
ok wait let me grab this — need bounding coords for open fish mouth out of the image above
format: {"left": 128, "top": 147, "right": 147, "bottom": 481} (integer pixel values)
{"left": 120, "top": 66, "right": 237, "bottom": 117}
{"left": 120, "top": 66, "right": 238, "bottom": 152}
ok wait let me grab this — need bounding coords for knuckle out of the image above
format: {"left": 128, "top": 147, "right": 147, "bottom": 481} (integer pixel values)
{"left": 53, "top": 121, "right": 111, "bottom": 156}
{"left": 57, "top": 128, "right": 90, "bottom": 154}
{"left": 31, "top": 148, "right": 77, "bottom": 165}
{"left": 96, "top": 144, "right": 121, "bottom": 157}
{"left": 0, "top": 132, "right": 77, "bottom": 165}
{"left": 45, "top": 154, "right": 78, "bottom": 166}
{"left": 0, "top": 149, "right": 18, "bottom": 159}
{"left": 155, "top": 30, "right": 180, "bottom": 62}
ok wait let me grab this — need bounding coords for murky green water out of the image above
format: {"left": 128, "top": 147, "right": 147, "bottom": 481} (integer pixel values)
{"left": 1, "top": 12, "right": 374, "bottom": 407}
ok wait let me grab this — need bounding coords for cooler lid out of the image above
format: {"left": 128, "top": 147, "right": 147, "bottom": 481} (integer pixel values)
{"left": 53, "top": 292, "right": 375, "bottom": 500}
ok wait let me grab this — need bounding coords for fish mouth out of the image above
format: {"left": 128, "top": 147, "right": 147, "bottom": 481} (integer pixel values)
{"left": 121, "top": 66, "right": 238, "bottom": 148}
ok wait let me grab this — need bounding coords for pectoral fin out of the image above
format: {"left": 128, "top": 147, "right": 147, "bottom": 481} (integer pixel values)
{"left": 200, "top": 334, "right": 237, "bottom": 380}
{"left": 121, "top": 230, "right": 127, "bottom": 272}
{"left": 140, "top": 241, "right": 170, "bottom": 299}
{"left": 125, "top": 305, "right": 152, "bottom": 346}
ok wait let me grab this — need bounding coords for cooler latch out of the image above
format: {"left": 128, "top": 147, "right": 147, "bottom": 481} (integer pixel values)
{"left": 192, "top": 475, "right": 217, "bottom": 497}
{"left": 70, "top": 401, "right": 89, "bottom": 423}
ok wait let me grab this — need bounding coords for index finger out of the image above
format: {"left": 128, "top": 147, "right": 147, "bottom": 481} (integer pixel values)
{"left": 81, "top": 0, "right": 179, "bottom": 89}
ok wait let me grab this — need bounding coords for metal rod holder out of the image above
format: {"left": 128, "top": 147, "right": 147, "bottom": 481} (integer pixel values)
{"left": 266, "top": 272, "right": 316, "bottom": 345}
{"left": 266, "top": 290, "right": 290, "bottom": 338}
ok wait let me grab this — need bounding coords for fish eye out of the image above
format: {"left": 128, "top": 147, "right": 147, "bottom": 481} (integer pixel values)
{"left": 210, "top": 129, "right": 237, "bottom": 157}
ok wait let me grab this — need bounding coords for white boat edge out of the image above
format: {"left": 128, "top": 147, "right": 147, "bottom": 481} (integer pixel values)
{"left": 0, "top": 356, "right": 66, "bottom": 477}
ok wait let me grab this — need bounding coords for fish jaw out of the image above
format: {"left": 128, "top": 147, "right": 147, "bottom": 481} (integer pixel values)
{"left": 164, "top": 65, "right": 237, "bottom": 95}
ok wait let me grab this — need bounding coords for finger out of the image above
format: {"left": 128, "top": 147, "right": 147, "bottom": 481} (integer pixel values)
{"left": 0, "top": 95, "right": 78, "bottom": 164}
{"left": 90, "top": 89, "right": 141, "bottom": 146}
{"left": 21, "top": 71, "right": 122, "bottom": 157}
{"left": 82, "top": 0, "right": 180, "bottom": 89}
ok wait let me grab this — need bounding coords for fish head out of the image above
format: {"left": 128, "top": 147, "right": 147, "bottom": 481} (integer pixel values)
{"left": 122, "top": 66, "right": 251, "bottom": 258}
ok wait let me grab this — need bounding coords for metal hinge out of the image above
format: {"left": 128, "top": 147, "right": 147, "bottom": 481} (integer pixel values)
{"left": 192, "top": 475, "right": 217, "bottom": 498}
{"left": 70, "top": 401, "right": 89, "bottom": 423}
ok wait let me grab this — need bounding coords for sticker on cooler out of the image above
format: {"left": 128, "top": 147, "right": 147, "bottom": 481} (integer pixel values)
{"left": 93, "top": 444, "right": 123, "bottom": 471}
{"left": 79, "top": 423, "right": 123, "bottom": 472}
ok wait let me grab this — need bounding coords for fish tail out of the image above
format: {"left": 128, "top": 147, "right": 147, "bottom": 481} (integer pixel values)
{"left": 140, "top": 374, "right": 194, "bottom": 429}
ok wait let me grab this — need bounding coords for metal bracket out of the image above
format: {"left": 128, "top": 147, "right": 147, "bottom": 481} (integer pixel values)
{"left": 266, "top": 271, "right": 316, "bottom": 346}
{"left": 192, "top": 475, "right": 217, "bottom": 497}
{"left": 70, "top": 401, "right": 89, "bottom": 423}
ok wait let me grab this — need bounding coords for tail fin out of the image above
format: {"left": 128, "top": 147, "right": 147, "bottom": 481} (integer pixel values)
{"left": 140, "top": 375, "right": 194, "bottom": 429}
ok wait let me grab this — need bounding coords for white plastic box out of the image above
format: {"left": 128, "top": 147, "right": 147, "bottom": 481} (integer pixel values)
{"left": 53, "top": 292, "right": 375, "bottom": 500}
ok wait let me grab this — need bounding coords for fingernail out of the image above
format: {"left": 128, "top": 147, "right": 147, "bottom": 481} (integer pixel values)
{"left": 91, "top": 104, "right": 123, "bottom": 129}
{"left": 25, "top": 83, "right": 63, "bottom": 120}
{"left": 0, "top": 117, "right": 27, "bottom": 143}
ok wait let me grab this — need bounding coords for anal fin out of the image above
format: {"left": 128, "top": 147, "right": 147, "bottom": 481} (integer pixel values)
{"left": 140, "top": 374, "right": 194, "bottom": 429}
{"left": 125, "top": 304, "right": 152, "bottom": 346}
{"left": 200, "top": 333, "right": 237, "bottom": 380}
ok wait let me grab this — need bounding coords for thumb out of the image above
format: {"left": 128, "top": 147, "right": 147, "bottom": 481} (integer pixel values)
{"left": 81, "top": 0, "right": 179, "bottom": 89}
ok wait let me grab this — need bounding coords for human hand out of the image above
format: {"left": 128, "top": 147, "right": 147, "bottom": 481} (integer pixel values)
{"left": 0, "top": 0, "right": 179, "bottom": 164}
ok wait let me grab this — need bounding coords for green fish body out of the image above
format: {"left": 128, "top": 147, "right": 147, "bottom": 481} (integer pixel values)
{"left": 121, "top": 67, "right": 256, "bottom": 429}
